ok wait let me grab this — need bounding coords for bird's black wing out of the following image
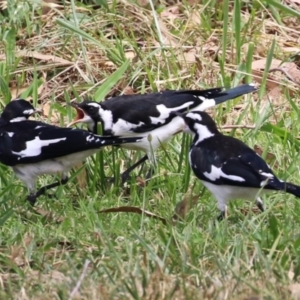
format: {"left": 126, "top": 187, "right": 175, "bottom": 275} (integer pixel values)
{"left": 101, "top": 90, "right": 219, "bottom": 133}
{"left": 102, "top": 85, "right": 256, "bottom": 134}
{"left": 190, "top": 136, "right": 282, "bottom": 191}
{"left": 0, "top": 121, "right": 129, "bottom": 166}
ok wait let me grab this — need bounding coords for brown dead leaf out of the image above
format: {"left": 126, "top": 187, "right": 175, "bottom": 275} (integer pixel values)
{"left": 239, "top": 207, "right": 262, "bottom": 216}
{"left": 10, "top": 246, "right": 25, "bottom": 266}
{"left": 136, "top": 176, "right": 147, "bottom": 187}
{"left": 285, "top": 0, "right": 300, "bottom": 8}
{"left": 27, "top": 269, "right": 70, "bottom": 285}
{"left": 181, "top": 48, "right": 197, "bottom": 64}
{"left": 33, "top": 208, "right": 65, "bottom": 224}
{"left": 266, "top": 86, "right": 282, "bottom": 100}
{"left": 252, "top": 58, "right": 300, "bottom": 98}
{"left": 122, "top": 86, "right": 135, "bottom": 95}
{"left": 189, "top": 11, "right": 201, "bottom": 25}
{"left": 161, "top": 6, "right": 180, "bottom": 21}
{"left": 253, "top": 144, "right": 278, "bottom": 168}
{"left": 0, "top": 51, "right": 72, "bottom": 66}
{"left": 154, "top": 19, "right": 179, "bottom": 48}
{"left": 173, "top": 192, "right": 198, "bottom": 221}
{"left": 10, "top": 72, "right": 47, "bottom": 100}
{"left": 99, "top": 206, "right": 168, "bottom": 225}
{"left": 41, "top": 0, "right": 60, "bottom": 15}
{"left": 283, "top": 47, "right": 300, "bottom": 53}
{"left": 42, "top": 101, "right": 60, "bottom": 123}
{"left": 125, "top": 51, "right": 136, "bottom": 61}
{"left": 289, "top": 283, "right": 300, "bottom": 299}
{"left": 252, "top": 59, "right": 300, "bottom": 83}
{"left": 10, "top": 86, "right": 29, "bottom": 99}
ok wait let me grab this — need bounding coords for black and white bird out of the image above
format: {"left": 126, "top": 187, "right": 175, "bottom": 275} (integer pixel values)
{"left": 0, "top": 99, "right": 142, "bottom": 205}
{"left": 175, "top": 110, "right": 300, "bottom": 220}
{"left": 0, "top": 99, "right": 41, "bottom": 124}
{"left": 68, "top": 84, "right": 257, "bottom": 182}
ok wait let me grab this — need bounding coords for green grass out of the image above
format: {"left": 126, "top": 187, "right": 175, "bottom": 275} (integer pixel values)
{"left": 0, "top": 0, "right": 300, "bottom": 298}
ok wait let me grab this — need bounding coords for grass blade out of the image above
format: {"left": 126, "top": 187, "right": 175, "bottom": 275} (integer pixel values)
{"left": 263, "top": 0, "right": 300, "bottom": 18}
{"left": 258, "top": 38, "right": 276, "bottom": 98}
{"left": 94, "top": 60, "right": 130, "bottom": 101}
{"left": 233, "top": 0, "right": 241, "bottom": 65}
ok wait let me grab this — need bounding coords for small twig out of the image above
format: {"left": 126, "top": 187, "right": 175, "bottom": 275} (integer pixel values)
{"left": 69, "top": 259, "right": 90, "bottom": 300}
{"left": 269, "top": 67, "right": 298, "bottom": 84}
{"left": 221, "top": 125, "right": 256, "bottom": 130}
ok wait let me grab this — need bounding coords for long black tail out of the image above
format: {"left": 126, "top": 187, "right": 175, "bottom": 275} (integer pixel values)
{"left": 285, "top": 182, "right": 300, "bottom": 198}
{"left": 176, "top": 84, "right": 257, "bottom": 103}
{"left": 94, "top": 135, "right": 142, "bottom": 147}
{"left": 212, "top": 84, "right": 257, "bottom": 105}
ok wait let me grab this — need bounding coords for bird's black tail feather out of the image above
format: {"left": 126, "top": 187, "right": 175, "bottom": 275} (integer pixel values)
{"left": 213, "top": 84, "right": 257, "bottom": 105}
{"left": 94, "top": 135, "right": 142, "bottom": 146}
{"left": 176, "top": 84, "right": 257, "bottom": 105}
{"left": 285, "top": 182, "right": 300, "bottom": 198}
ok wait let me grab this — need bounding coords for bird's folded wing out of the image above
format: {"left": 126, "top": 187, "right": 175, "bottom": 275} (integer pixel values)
{"left": 105, "top": 89, "right": 224, "bottom": 134}
{"left": 191, "top": 147, "right": 279, "bottom": 190}
{"left": 0, "top": 123, "right": 101, "bottom": 165}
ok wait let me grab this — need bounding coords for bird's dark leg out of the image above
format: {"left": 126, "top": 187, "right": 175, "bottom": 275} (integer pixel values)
{"left": 217, "top": 211, "right": 226, "bottom": 221}
{"left": 107, "top": 155, "right": 148, "bottom": 184}
{"left": 27, "top": 194, "right": 38, "bottom": 206}
{"left": 256, "top": 197, "right": 264, "bottom": 212}
{"left": 121, "top": 155, "right": 148, "bottom": 183}
{"left": 217, "top": 202, "right": 227, "bottom": 221}
{"left": 26, "top": 176, "right": 69, "bottom": 206}
{"left": 145, "top": 165, "right": 155, "bottom": 181}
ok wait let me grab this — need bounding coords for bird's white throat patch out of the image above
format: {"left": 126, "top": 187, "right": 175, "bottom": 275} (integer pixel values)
{"left": 193, "top": 123, "right": 214, "bottom": 142}
{"left": 186, "top": 112, "right": 202, "bottom": 121}
{"left": 98, "top": 107, "right": 113, "bottom": 131}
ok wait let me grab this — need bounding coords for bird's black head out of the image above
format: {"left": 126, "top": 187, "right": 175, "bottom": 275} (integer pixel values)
{"left": 68, "top": 100, "right": 102, "bottom": 134}
{"left": 0, "top": 99, "right": 38, "bottom": 123}
{"left": 175, "top": 111, "right": 220, "bottom": 141}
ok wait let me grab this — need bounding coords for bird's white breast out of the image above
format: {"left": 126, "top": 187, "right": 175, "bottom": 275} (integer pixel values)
{"left": 13, "top": 149, "right": 99, "bottom": 181}
{"left": 115, "top": 116, "right": 186, "bottom": 160}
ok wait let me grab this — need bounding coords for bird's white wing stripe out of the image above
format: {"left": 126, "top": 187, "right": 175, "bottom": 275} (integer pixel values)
{"left": 10, "top": 117, "right": 27, "bottom": 123}
{"left": 203, "top": 165, "right": 245, "bottom": 182}
{"left": 23, "top": 109, "right": 35, "bottom": 115}
{"left": 12, "top": 137, "right": 67, "bottom": 158}
{"left": 149, "top": 102, "right": 194, "bottom": 124}
{"left": 259, "top": 171, "right": 274, "bottom": 178}
{"left": 113, "top": 119, "right": 145, "bottom": 135}
{"left": 192, "top": 99, "right": 216, "bottom": 111}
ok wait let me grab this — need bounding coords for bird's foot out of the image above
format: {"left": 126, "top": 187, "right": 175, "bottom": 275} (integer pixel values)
{"left": 217, "top": 211, "right": 225, "bottom": 221}
{"left": 105, "top": 172, "right": 132, "bottom": 185}
{"left": 27, "top": 194, "right": 37, "bottom": 206}
{"left": 121, "top": 171, "right": 132, "bottom": 184}
{"left": 145, "top": 168, "right": 154, "bottom": 181}
{"left": 105, "top": 176, "right": 119, "bottom": 184}
{"left": 256, "top": 197, "right": 264, "bottom": 212}
{"left": 46, "top": 193, "right": 58, "bottom": 199}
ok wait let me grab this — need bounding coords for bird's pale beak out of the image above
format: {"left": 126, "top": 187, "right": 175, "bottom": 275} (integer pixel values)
{"left": 67, "top": 102, "right": 86, "bottom": 127}
{"left": 170, "top": 111, "right": 184, "bottom": 118}
{"left": 34, "top": 108, "right": 43, "bottom": 114}
{"left": 170, "top": 111, "right": 189, "bottom": 133}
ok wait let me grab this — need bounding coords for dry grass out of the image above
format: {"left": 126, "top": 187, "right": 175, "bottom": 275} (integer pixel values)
{"left": 1, "top": 0, "right": 300, "bottom": 299}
